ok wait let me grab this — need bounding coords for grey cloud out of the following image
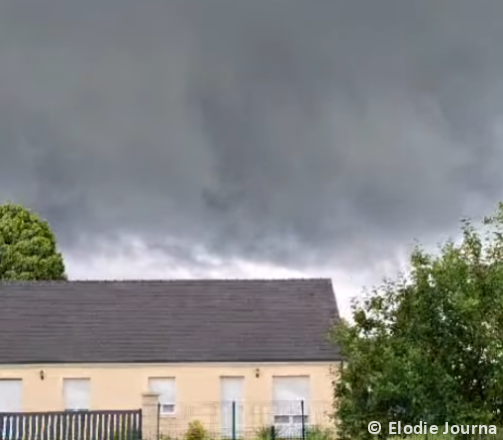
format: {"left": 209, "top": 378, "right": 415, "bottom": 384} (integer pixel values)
{"left": 1, "top": 0, "right": 503, "bottom": 270}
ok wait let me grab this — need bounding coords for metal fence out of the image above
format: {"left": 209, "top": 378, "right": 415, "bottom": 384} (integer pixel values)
{"left": 0, "top": 409, "right": 142, "bottom": 440}
{"left": 154, "top": 401, "right": 334, "bottom": 440}
{"left": 0, "top": 402, "right": 334, "bottom": 440}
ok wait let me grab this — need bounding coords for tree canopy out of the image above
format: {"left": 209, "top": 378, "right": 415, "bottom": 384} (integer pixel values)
{"left": 0, "top": 203, "right": 66, "bottom": 280}
{"left": 332, "top": 202, "right": 503, "bottom": 439}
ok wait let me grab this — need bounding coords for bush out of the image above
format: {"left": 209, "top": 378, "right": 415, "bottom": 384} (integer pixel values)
{"left": 255, "top": 425, "right": 275, "bottom": 440}
{"left": 184, "top": 420, "right": 209, "bottom": 440}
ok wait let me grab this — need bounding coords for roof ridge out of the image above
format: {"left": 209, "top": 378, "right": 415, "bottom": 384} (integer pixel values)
{"left": 0, "top": 277, "right": 332, "bottom": 284}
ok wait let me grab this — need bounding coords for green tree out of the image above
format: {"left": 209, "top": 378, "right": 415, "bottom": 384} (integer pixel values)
{"left": 332, "top": 202, "right": 503, "bottom": 439}
{"left": 0, "top": 202, "right": 66, "bottom": 280}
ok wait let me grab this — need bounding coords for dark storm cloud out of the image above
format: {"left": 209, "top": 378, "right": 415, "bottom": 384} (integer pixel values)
{"left": 1, "top": 0, "right": 503, "bottom": 269}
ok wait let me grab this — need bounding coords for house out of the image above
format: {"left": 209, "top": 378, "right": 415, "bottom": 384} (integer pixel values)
{"left": 0, "top": 278, "right": 341, "bottom": 438}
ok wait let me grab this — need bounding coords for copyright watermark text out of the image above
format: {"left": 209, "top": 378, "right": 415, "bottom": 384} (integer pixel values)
{"left": 368, "top": 422, "right": 497, "bottom": 435}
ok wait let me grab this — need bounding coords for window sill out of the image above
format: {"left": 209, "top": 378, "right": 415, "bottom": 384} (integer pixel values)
{"left": 159, "top": 412, "right": 176, "bottom": 418}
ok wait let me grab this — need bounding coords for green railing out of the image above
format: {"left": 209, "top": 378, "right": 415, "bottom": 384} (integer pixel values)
{"left": 154, "top": 401, "right": 333, "bottom": 440}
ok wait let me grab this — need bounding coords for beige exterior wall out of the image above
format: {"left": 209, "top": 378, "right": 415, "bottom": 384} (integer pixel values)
{"left": 0, "top": 361, "right": 340, "bottom": 437}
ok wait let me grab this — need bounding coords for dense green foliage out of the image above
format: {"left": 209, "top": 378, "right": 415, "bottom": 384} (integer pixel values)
{"left": 0, "top": 202, "right": 66, "bottom": 280}
{"left": 184, "top": 421, "right": 209, "bottom": 440}
{"left": 332, "top": 202, "right": 503, "bottom": 439}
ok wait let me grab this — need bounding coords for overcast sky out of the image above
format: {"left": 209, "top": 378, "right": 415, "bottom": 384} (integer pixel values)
{"left": 1, "top": 0, "right": 503, "bottom": 317}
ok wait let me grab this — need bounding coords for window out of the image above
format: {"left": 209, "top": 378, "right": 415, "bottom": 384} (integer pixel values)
{"left": 63, "top": 378, "right": 90, "bottom": 411}
{"left": 148, "top": 377, "right": 176, "bottom": 415}
{"left": 0, "top": 379, "right": 23, "bottom": 440}
{"left": 220, "top": 377, "right": 244, "bottom": 438}
{"left": 0, "top": 379, "right": 22, "bottom": 412}
{"left": 272, "top": 376, "right": 310, "bottom": 436}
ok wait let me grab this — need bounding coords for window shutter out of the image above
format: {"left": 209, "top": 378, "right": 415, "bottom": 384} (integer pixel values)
{"left": 64, "top": 379, "right": 90, "bottom": 410}
{"left": 148, "top": 378, "right": 176, "bottom": 414}
{"left": 273, "top": 376, "right": 310, "bottom": 416}
{"left": 0, "top": 380, "right": 23, "bottom": 440}
{"left": 0, "top": 380, "right": 22, "bottom": 412}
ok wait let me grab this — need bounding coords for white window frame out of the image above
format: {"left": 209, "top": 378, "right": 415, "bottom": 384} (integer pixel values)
{"left": 63, "top": 378, "right": 91, "bottom": 411}
{"left": 148, "top": 377, "right": 176, "bottom": 416}
{"left": 272, "top": 376, "right": 310, "bottom": 435}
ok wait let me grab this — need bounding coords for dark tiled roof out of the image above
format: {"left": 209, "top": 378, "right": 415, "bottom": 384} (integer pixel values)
{"left": 0, "top": 278, "right": 341, "bottom": 364}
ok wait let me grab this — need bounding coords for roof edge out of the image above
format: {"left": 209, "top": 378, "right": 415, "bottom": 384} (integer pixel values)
{"left": 0, "top": 356, "right": 343, "bottom": 365}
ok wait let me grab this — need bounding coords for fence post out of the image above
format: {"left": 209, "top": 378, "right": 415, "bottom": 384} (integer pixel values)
{"left": 232, "top": 401, "right": 236, "bottom": 440}
{"left": 301, "top": 400, "right": 306, "bottom": 440}
{"left": 270, "top": 425, "right": 276, "bottom": 440}
{"left": 141, "top": 392, "right": 160, "bottom": 440}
